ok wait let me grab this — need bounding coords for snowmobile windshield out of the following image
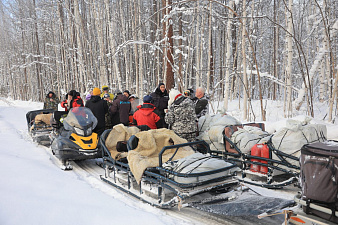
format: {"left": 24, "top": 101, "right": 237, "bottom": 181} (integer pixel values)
{"left": 63, "top": 107, "right": 98, "bottom": 132}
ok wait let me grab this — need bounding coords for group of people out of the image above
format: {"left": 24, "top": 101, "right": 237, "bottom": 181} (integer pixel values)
{"left": 43, "top": 83, "right": 209, "bottom": 142}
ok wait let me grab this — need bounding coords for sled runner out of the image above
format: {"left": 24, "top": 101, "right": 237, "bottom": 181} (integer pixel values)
{"left": 100, "top": 127, "right": 239, "bottom": 208}
{"left": 26, "top": 109, "right": 55, "bottom": 146}
{"left": 210, "top": 122, "right": 327, "bottom": 188}
{"left": 51, "top": 107, "right": 101, "bottom": 170}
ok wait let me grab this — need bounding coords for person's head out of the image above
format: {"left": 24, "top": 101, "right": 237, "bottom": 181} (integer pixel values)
{"left": 129, "top": 94, "right": 136, "bottom": 102}
{"left": 67, "top": 90, "right": 76, "bottom": 100}
{"left": 168, "top": 89, "right": 182, "bottom": 106}
{"left": 184, "top": 90, "right": 191, "bottom": 97}
{"left": 103, "top": 93, "right": 110, "bottom": 100}
{"left": 93, "top": 87, "right": 101, "bottom": 96}
{"left": 158, "top": 83, "right": 166, "bottom": 93}
{"left": 123, "top": 90, "right": 130, "bottom": 98}
{"left": 102, "top": 85, "right": 109, "bottom": 93}
{"left": 195, "top": 87, "right": 205, "bottom": 99}
{"left": 143, "top": 95, "right": 153, "bottom": 103}
{"left": 48, "top": 92, "right": 54, "bottom": 98}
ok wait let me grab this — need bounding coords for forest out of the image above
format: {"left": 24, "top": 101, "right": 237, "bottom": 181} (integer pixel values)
{"left": 0, "top": 0, "right": 337, "bottom": 121}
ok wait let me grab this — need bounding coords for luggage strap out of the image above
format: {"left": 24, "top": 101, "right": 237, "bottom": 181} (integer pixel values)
{"left": 305, "top": 199, "right": 311, "bottom": 214}
{"left": 326, "top": 156, "right": 337, "bottom": 185}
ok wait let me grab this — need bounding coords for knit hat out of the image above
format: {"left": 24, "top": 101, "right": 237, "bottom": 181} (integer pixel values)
{"left": 93, "top": 87, "right": 101, "bottom": 96}
{"left": 143, "top": 95, "right": 152, "bottom": 103}
{"left": 168, "top": 89, "right": 181, "bottom": 106}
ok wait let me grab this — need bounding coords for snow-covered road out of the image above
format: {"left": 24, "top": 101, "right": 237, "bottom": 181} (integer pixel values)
{"left": 0, "top": 99, "right": 184, "bottom": 225}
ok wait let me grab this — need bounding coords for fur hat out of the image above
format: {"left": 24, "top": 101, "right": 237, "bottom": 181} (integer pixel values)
{"left": 168, "top": 89, "right": 181, "bottom": 106}
{"left": 93, "top": 87, "right": 101, "bottom": 96}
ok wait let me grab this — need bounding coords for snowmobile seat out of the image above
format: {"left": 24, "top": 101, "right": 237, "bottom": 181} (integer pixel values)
{"left": 52, "top": 111, "right": 68, "bottom": 129}
{"left": 127, "top": 135, "right": 139, "bottom": 151}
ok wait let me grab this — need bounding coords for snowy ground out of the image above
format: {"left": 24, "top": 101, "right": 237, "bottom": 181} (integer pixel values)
{"left": 1, "top": 97, "right": 337, "bottom": 225}
{"left": 0, "top": 99, "right": 184, "bottom": 225}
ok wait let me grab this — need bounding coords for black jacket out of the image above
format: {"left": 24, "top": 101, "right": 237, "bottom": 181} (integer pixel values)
{"left": 85, "top": 95, "right": 108, "bottom": 135}
{"left": 150, "top": 85, "right": 169, "bottom": 115}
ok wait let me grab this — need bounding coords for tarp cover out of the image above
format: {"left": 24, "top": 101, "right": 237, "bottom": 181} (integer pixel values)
{"left": 163, "top": 152, "right": 240, "bottom": 184}
{"left": 271, "top": 120, "right": 327, "bottom": 157}
{"left": 198, "top": 114, "right": 241, "bottom": 150}
{"left": 230, "top": 126, "right": 270, "bottom": 154}
{"left": 34, "top": 113, "right": 53, "bottom": 125}
{"left": 127, "top": 128, "right": 194, "bottom": 184}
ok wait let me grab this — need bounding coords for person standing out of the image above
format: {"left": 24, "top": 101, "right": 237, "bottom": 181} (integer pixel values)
{"left": 192, "top": 87, "right": 209, "bottom": 119}
{"left": 61, "top": 90, "right": 84, "bottom": 111}
{"left": 165, "top": 89, "right": 197, "bottom": 142}
{"left": 110, "top": 90, "right": 131, "bottom": 126}
{"left": 102, "top": 93, "right": 113, "bottom": 129}
{"left": 132, "top": 95, "right": 160, "bottom": 129}
{"left": 85, "top": 88, "right": 108, "bottom": 135}
{"left": 150, "top": 82, "right": 169, "bottom": 128}
{"left": 43, "top": 91, "right": 60, "bottom": 111}
{"left": 100, "top": 85, "right": 114, "bottom": 101}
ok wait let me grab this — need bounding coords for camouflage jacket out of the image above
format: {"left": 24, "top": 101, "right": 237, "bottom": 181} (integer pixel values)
{"left": 43, "top": 92, "right": 60, "bottom": 111}
{"left": 165, "top": 96, "right": 197, "bottom": 136}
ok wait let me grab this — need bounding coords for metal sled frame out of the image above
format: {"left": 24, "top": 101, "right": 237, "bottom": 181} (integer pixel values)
{"left": 293, "top": 193, "right": 338, "bottom": 224}
{"left": 100, "top": 129, "right": 239, "bottom": 208}
{"left": 26, "top": 109, "right": 55, "bottom": 145}
{"left": 210, "top": 124, "right": 300, "bottom": 189}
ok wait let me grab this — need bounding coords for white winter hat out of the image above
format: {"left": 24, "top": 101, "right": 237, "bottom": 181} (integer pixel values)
{"left": 168, "top": 89, "right": 182, "bottom": 106}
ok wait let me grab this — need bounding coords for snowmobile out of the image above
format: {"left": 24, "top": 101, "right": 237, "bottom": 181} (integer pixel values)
{"left": 209, "top": 123, "right": 326, "bottom": 189}
{"left": 26, "top": 109, "right": 55, "bottom": 146}
{"left": 51, "top": 107, "right": 101, "bottom": 170}
{"left": 99, "top": 126, "right": 241, "bottom": 208}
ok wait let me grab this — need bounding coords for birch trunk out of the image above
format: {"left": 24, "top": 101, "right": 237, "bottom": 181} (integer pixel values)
{"left": 206, "top": 1, "right": 212, "bottom": 93}
{"left": 105, "top": 0, "right": 122, "bottom": 90}
{"left": 285, "top": 0, "right": 293, "bottom": 118}
{"left": 242, "top": 0, "right": 248, "bottom": 120}
{"left": 224, "top": 0, "right": 233, "bottom": 111}
{"left": 73, "top": 0, "right": 86, "bottom": 93}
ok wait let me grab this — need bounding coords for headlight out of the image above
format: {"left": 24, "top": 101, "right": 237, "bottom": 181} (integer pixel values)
{"left": 74, "top": 127, "right": 84, "bottom": 136}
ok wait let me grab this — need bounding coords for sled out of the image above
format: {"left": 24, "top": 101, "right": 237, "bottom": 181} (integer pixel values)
{"left": 99, "top": 128, "right": 239, "bottom": 208}
{"left": 293, "top": 193, "right": 338, "bottom": 224}
{"left": 51, "top": 107, "right": 101, "bottom": 170}
{"left": 210, "top": 123, "right": 301, "bottom": 189}
{"left": 26, "top": 109, "right": 55, "bottom": 146}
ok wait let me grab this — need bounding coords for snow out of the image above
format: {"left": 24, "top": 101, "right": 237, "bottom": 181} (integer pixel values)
{"left": 0, "top": 99, "right": 181, "bottom": 225}
{"left": 1, "top": 97, "right": 338, "bottom": 224}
